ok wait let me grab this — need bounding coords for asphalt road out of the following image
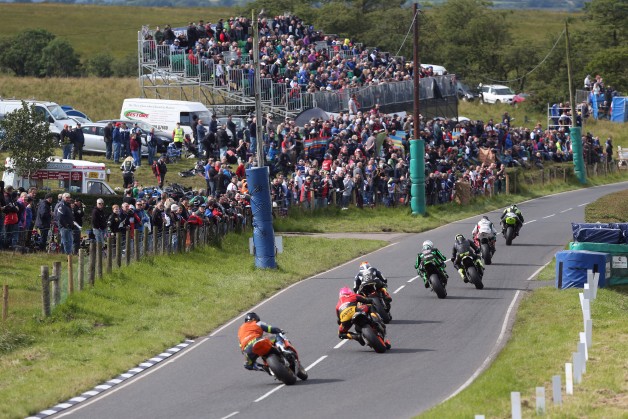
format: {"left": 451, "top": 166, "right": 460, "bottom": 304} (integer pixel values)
{"left": 54, "top": 182, "right": 628, "bottom": 419}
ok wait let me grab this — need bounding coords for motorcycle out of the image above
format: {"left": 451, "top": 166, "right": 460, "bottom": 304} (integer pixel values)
{"left": 340, "top": 304, "right": 389, "bottom": 353}
{"left": 474, "top": 232, "right": 496, "bottom": 265}
{"left": 356, "top": 272, "right": 391, "bottom": 323}
{"left": 251, "top": 333, "right": 307, "bottom": 385}
{"left": 459, "top": 252, "right": 484, "bottom": 289}
{"left": 502, "top": 212, "right": 520, "bottom": 246}
{"left": 418, "top": 253, "right": 448, "bottom": 299}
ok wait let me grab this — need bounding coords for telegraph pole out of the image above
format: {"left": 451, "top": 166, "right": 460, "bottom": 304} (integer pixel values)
{"left": 410, "top": 3, "right": 426, "bottom": 215}
{"left": 252, "top": 10, "right": 265, "bottom": 167}
{"left": 565, "top": 19, "right": 586, "bottom": 184}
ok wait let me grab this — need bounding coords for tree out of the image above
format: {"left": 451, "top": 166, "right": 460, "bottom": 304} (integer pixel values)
{"left": 583, "top": 0, "right": 627, "bottom": 47}
{"left": 40, "top": 38, "right": 81, "bottom": 77}
{"left": 0, "top": 29, "right": 54, "bottom": 77}
{"left": 0, "top": 102, "right": 56, "bottom": 181}
{"left": 113, "top": 53, "right": 138, "bottom": 77}
{"left": 86, "top": 52, "right": 114, "bottom": 78}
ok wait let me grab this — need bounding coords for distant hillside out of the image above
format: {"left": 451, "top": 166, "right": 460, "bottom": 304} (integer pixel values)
{"left": 0, "top": 0, "right": 589, "bottom": 10}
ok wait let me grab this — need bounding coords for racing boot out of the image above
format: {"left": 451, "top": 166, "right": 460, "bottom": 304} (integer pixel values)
{"left": 385, "top": 339, "right": 392, "bottom": 350}
{"left": 458, "top": 268, "right": 468, "bottom": 283}
{"left": 340, "top": 332, "right": 365, "bottom": 346}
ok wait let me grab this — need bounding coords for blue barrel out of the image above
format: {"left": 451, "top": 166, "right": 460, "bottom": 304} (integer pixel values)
{"left": 555, "top": 250, "right": 610, "bottom": 289}
{"left": 246, "top": 166, "right": 277, "bottom": 269}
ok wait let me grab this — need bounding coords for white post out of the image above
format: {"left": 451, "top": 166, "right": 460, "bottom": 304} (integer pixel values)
{"left": 580, "top": 332, "right": 589, "bottom": 359}
{"left": 536, "top": 387, "right": 546, "bottom": 415}
{"left": 511, "top": 392, "right": 522, "bottom": 419}
{"left": 592, "top": 272, "right": 599, "bottom": 299}
{"left": 573, "top": 351, "right": 582, "bottom": 384}
{"left": 578, "top": 342, "right": 587, "bottom": 374}
{"left": 585, "top": 318, "right": 592, "bottom": 348}
{"left": 583, "top": 283, "right": 591, "bottom": 300}
{"left": 565, "top": 363, "right": 574, "bottom": 395}
{"left": 475, "top": 416, "right": 485, "bottom": 419}
{"left": 552, "top": 375, "right": 562, "bottom": 405}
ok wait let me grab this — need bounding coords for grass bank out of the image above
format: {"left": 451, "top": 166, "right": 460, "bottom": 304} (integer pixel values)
{"left": 0, "top": 234, "right": 384, "bottom": 418}
{"left": 419, "top": 188, "right": 628, "bottom": 418}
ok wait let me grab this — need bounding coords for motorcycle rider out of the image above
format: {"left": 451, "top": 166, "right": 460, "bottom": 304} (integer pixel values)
{"left": 353, "top": 261, "right": 392, "bottom": 308}
{"left": 415, "top": 240, "right": 449, "bottom": 288}
{"left": 451, "top": 234, "right": 483, "bottom": 282}
{"left": 336, "top": 287, "right": 391, "bottom": 349}
{"left": 237, "top": 312, "right": 284, "bottom": 371}
{"left": 472, "top": 215, "right": 498, "bottom": 252}
{"left": 500, "top": 204, "right": 524, "bottom": 235}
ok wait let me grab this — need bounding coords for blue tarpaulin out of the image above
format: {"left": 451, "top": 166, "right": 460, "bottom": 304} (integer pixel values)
{"left": 611, "top": 97, "right": 628, "bottom": 123}
{"left": 571, "top": 223, "right": 627, "bottom": 244}
{"left": 555, "top": 250, "right": 610, "bottom": 289}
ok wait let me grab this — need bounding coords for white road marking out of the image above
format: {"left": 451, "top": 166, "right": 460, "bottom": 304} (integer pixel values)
{"left": 220, "top": 412, "right": 239, "bottom": 419}
{"left": 254, "top": 384, "right": 285, "bottom": 402}
{"left": 542, "top": 214, "right": 555, "bottom": 219}
{"left": 445, "top": 258, "right": 554, "bottom": 401}
{"left": 393, "top": 285, "right": 405, "bottom": 294}
{"left": 578, "top": 202, "right": 589, "bottom": 207}
{"left": 407, "top": 275, "right": 419, "bottom": 283}
{"left": 305, "top": 355, "right": 327, "bottom": 371}
{"left": 334, "top": 339, "right": 349, "bottom": 349}
{"left": 524, "top": 220, "right": 536, "bottom": 225}
{"left": 560, "top": 208, "right": 573, "bottom": 213}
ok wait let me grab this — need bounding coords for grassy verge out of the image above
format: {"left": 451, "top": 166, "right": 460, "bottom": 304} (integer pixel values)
{"left": 419, "top": 187, "right": 628, "bottom": 418}
{"left": 0, "top": 234, "right": 384, "bottom": 418}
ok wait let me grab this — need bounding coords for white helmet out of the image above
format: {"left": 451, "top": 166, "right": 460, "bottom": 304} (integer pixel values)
{"left": 422, "top": 240, "right": 433, "bottom": 251}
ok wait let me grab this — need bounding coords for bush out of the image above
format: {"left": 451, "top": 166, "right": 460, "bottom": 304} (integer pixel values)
{"left": 86, "top": 53, "right": 114, "bottom": 78}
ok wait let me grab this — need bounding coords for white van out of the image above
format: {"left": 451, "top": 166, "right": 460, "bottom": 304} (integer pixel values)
{"left": 2, "top": 157, "right": 116, "bottom": 195}
{"left": 0, "top": 99, "right": 75, "bottom": 141}
{"left": 120, "top": 98, "right": 212, "bottom": 136}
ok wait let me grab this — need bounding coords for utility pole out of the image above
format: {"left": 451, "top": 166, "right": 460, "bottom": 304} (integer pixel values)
{"left": 410, "top": 3, "right": 426, "bottom": 215}
{"left": 565, "top": 19, "right": 586, "bottom": 184}
{"left": 252, "top": 10, "right": 265, "bottom": 167}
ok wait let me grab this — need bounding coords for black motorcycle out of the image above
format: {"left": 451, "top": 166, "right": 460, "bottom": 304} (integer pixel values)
{"left": 418, "top": 252, "right": 448, "bottom": 299}
{"left": 460, "top": 252, "right": 484, "bottom": 289}
{"left": 356, "top": 273, "right": 391, "bottom": 323}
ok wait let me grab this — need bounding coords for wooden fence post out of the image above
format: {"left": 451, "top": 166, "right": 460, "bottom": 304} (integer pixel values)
{"left": 175, "top": 221, "right": 181, "bottom": 253}
{"left": 52, "top": 261, "right": 61, "bottom": 306}
{"left": 125, "top": 228, "right": 131, "bottom": 266}
{"left": 142, "top": 226, "right": 149, "bottom": 257}
{"left": 67, "top": 255, "right": 74, "bottom": 295}
{"left": 106, "top": 235, "right": 113, "bottom": 274}
{"left": 162, "top": 227, "right": 167, "bottom": 255}
{"left": 152, "top": 228, "right": 158, "bottom": 255}
{"left": 78, "top": 249, "right": 85, "bottom": 291}
{"left": 115, "top": 233, "right": 122, "bottom": 268}
{"left": 190, "top": 224, "right": 195, "bottom": 251}
{"left": 96, "top": 242, "right": 103, "bottom": 280}
{"left": 168, "top": 225, "right": 174, "bottom": 254}
{"left": 41, "top": 266, "right": 50, "bottom": 317}
{"left": 134, "top": 231, "right": 140, "bottom": 262}
{"left": 3, "top": 284, "right": 8, "bottom": 321}
{"left": 88, "top": 242, "right": 96, "bottom": 286}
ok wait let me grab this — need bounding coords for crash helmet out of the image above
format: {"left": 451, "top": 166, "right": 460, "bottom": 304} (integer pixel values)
{"left": 455, "top": 234, "right": 465, "bottom": 244}
{"left": 359, "top": 261, "right": 372, "bottom": 272}
{"left": 422, "top": 240, "right": 433, "bottom": 251}
{"left": 482, "top": 215, "right": 490, "bottom": 221}
{"left": 244, "top": 312, "right": 260, "bottom": 323}
{"left": 339, "top": 287, "right": 353, "bottom": 297}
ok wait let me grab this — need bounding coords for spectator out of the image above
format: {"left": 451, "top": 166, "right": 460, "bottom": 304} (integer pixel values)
{"left": 56, "top": 193, "right": 74, "bottom": 255}
{"left": 104, "top": 121, "right": 114, "bottom": 161}
{"left": 35, "top": 193, "right": 54, "bottom": 250}
{"left": 153, "top": 155, "right": 168, "bottom": 188}
{"left": 91, "top": 198, "right": 107, "bottom": 245}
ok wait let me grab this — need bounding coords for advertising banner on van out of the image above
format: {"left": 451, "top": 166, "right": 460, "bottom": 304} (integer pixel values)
{"left": 31, "top": 171, "right": 82, "bottom": 181}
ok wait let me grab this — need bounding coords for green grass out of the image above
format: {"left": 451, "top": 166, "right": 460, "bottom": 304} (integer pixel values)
{"left": 0, "top": 234, "right": 385, "bottom": 418}
{"left": 419, "top": 184, "right": 628, "bottom": 418}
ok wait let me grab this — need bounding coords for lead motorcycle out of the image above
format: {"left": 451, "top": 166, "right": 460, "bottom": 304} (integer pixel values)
{"left": 502, "top": 211, "right": 520, "bottom": 246}
{"left": 356, "top": 271, "right": 392, "bottom": 323}
{"left": 340, "top": 304, "right": 389, "bottom": 353}
{"left": 459, "top": 252, "right": 484, "bottom": 289}
{"left": 473, "top": 232, "right": 496, "bottom": 265}
{"left": 417, "top": 252, "right": 448, "bottom": 299}
{"left": 251, "top": 332, "right": 308, "bottom": 385}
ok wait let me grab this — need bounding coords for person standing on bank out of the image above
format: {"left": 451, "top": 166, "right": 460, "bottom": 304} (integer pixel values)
{"left": 35, "top": 193, "right": 54, "bottom": 251}
{"left": 56, "top": 193, "right": 74, "bottom": 255}
{"left": 72, "top": 123, "right": 85, "bottom": 160}
{"left": 172, "top": 122, "right": 184, "bottom": 149}
{"left": 91, "top": 198, "right": 108, "bottom": 245}
{"left": 146, "top": 127, "right": 157, "bottom": 166}
{"left": 72, "top": 198, "right": 85, "bottom": 254}
{"left": 104, "top": 121, "right": 113, "bottom": 160}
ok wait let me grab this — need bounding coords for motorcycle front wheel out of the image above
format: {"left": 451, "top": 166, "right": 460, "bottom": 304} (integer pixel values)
{"left": 361, "top": 326, "right": 387, "bottom": 353}
{"left": 373, "top": 297, "right": 392, "bottom": 324}
{"left": 266, "top": 354, "right": 297, "bottom": 385}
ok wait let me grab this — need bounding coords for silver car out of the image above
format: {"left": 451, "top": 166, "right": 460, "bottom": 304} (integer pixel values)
{"left": 81, "top": 122, "right": 109, "bottom": 154}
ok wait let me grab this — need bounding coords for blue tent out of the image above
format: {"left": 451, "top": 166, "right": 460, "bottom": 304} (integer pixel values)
{"left": 611, "top": 97, "right": 628, "bottom": 123}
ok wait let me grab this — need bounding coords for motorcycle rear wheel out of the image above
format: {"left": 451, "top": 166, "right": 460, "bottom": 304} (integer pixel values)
{"left": 266, "top": 354, "right": 297, "bottom": 385}
{"left": 481, "top": 243, "right": 492, "bottom": 265}
{"left": 362, "top": 326, "right": 387, "bottom": 353}
{"left": 466, "top": 266, "right": 482, "bottom": 288}
{"left": 429, "top": 273, "right": 447, "bottom": 299}
{"left": 505, "top": 226, "right": 515, "bottom": 246}
{"left": 373, "top": 297, "right": 392, "bottom": 324}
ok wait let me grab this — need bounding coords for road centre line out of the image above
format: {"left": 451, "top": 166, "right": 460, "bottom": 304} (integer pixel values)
{"left": 305, "top": 355, "right": 327, "bottom": 371}
{"left": 393, "top": 285, "right": 405, "bottom": 294}
{"left": 407, "top": 275, "right": 419, "bottom": 283}
{"left": 524, "top": 220, "right": 536, "bottom": 225}
{"left": 578, "top": 202, "right": 589, "bottom": 207}
{"left": 560, "top": 208, "right": 573, "bottom": 213}
{"left": 542, "top": 214, "right": 555, "bottom": 219}
{"left": 334, "top": 339, "right": 349, "bottom": 349}
{"left": 254, "top": 384, "right": 285, "bottom": 402}
{"left": 220, "top": 412, "right": 239, "bottom": 419}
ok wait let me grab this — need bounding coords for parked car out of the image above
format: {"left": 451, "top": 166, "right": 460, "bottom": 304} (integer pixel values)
{"left": 61, "top": 105, "right": 92, "bottom": 121}
{"left": 456, "top": 81, "right": 477, "bottom": 102}
{"left": 69, "top": 116, "right": 92, "bottom": 126}
{"left": 96, "top": 119, "right": 172, "bottom": 153}
{"left": 478, "top": 84, "right": 516, "bottom": 104}
{"left": 512, "top": 93, "right": 530, "bottom": 104}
